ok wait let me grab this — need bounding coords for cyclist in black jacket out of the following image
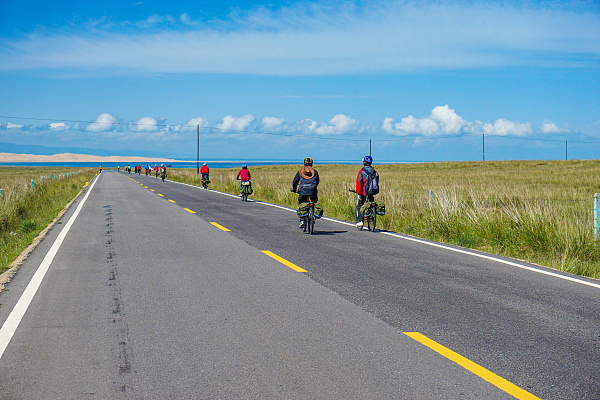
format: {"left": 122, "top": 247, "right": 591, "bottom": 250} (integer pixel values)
{"left": 292, "top": 157, "right": 320, "bottom": 228}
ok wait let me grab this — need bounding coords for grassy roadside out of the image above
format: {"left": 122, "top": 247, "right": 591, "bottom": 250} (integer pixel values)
{"left": 0, "top": 167, "right": 97, "bottom": 273}
{"left": 169, "top": 160, "right": 600, "bottom": 279}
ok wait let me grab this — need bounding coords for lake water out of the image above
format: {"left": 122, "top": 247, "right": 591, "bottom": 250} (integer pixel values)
{"left": 0, "top": 160, "right": 359, "bottom": 169}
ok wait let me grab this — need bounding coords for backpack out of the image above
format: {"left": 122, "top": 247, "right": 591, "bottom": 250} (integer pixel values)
{"left": 363, "top": 169, "right": 379, "bottom": 195}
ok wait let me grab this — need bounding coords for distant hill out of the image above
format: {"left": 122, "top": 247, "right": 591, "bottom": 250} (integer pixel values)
{"left": 0, "top": 142, "right": 162, "bottom": 158}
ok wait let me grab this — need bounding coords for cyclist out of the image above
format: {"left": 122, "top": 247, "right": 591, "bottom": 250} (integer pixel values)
{"left": 355, "top": 155, "right": 379, "bottom": 228}
{"left": 160, "top": 163, "right": 167, "bottom": 175}
{"left": 200, "top": 163, "right": 210, "bottom": 185}
{"left": 99, "top": 165, "right": 103, "bottom": 173}
{"left": 292, "top": 157, "right": 320, "bottom": 228}
{"left": 236, "top": 164, "right": 251, "bottom": 196}
{"left": 154, "top": 164, "right": 159, "bottom": 178}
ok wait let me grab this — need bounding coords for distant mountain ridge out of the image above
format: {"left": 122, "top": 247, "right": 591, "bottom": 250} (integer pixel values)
{"left": 0, "top": 142, "right": 160, "bottom": 158}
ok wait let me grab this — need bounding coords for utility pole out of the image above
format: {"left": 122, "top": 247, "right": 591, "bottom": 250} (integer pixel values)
{"left": 197, "top": 124, "right": 200, "bottom": 174}
{"left": 482, "top": 132, "right": 485, "bottom": 161}
{"left": 565, "top": 140, "right": 568, "bottom": 161}
{"left": 369, "top": 139, "right": 372, "bottom": 156}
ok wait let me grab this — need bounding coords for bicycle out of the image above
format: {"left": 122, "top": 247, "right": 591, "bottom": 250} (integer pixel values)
{"left": 160, "top": 170, "right": 167, "bottom": 182}
{"left": 350, "top": 190, "right": 377, "bottom": 232}
{"left": 299, "top": 200, "right": 317, "bottom": 235}
{"left": 240, "top": 181, "right": 251, "bottom": 202}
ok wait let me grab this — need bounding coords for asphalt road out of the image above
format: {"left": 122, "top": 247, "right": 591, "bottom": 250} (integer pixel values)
{"left": 0, "top": 170, "right": 598, "bottom": 399}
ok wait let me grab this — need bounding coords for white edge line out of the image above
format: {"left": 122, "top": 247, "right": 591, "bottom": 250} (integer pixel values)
{"left": 0, "top": 174, "right": 100, "bottom": 360}
{"left": 168, "top": 179, "right": 600, "bottom": 290}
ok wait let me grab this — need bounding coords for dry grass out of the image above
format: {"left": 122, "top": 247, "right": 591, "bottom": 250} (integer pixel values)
{"left": 169, "top": 160, "right": 600, "bottom": 279}
{"left": 0, "top": 167, "right": 96, "bottom": 272}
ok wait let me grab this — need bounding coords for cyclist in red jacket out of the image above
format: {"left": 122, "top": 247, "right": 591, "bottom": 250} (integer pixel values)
{"left": 236, "top": 164, "right": 251, "bottom": 196}
{"left": 200, "top": 163, "right": 210, "bottom": 183}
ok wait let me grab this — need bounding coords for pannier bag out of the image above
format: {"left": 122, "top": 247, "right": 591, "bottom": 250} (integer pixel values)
{"left": 297, "top": 202, "right": 324, "bottom": 218}
{"left": 360, "top": 201, "right": 375, "bottom": 217}
{"left": 375, "top": 201, "right": 386, "bottom": 215}
{"left": 240, "top": 181, "right": 253, "bottom": 194}
{"left": 314, "top": 203, "right": 324, "bottom": 219}
{"left": 297, "top": 202, "right": 310, "bottom": 217}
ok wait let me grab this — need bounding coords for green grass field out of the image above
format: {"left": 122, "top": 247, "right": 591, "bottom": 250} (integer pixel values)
{"left": 0, "top": 167, "right": 96, "bottom": 273}
{"left": 169, "top": 160, "right": 600, "bottom": 279}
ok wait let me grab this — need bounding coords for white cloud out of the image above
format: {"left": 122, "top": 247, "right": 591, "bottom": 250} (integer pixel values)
{"left": 383, "top": 105, "right": 466, "bottom": 136}
{"left": 86, "top": 113, "right": 116, "bottom": 132}
{"left": 184, "top": 117, "right": 209, "bottom": 131}
{"left": 6, "top": 123, "right": 24, "bottom": 129}
{"left": 312, "top": 114, "right": 360, "bottom": 135}
{"left": 218, "top": 115, "right": 255, "bottom": 131}
{"left": 541, "top": 122, "right": 562, "bottom": 134}
{"left": 261, "top": 117, "right": 285, "bottom": 130}
{"left": 133, "top": 116, "right": 158, "bottom": 131}
{"left": 49, "top": 122, "right": 68, "bottom": 130}
{"left": 1, "top": 1, "right": 597, "bottom": 75}
{"left": 483, "top": 119, "right": 532, "bottom": 136}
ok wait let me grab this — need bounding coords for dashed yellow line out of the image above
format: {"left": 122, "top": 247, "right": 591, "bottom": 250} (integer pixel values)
{"left": 157, "top": 193, "right": 164, "bottom": 197}
{"left": 261, "top": 251, "right": 307, "bottom": 273}
{"left": 404, "top": 332, "right": 542, "bottom": 400}
{"left": 150, "top": 189, "right": 155, "bottom": 192}
{"left": 184, "top": 208, "right": 196, "bottom": 214}
{"left": 210, "top": 222, "right": 230, "bottom": 232}
{"left": 168, "top": 199, "right": 177, "bottom": 203}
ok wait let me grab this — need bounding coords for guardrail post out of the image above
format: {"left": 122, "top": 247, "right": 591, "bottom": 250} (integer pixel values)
{"left": 429, "top": 189, "right": 435, "bottom": 207}
{"left": 31, "top": 180, "right": 34, "bottom": 194}
{"left": 595, "top": 194, "right": 600, "bottom": 244}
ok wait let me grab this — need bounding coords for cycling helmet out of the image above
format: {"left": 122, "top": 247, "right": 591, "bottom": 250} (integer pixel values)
{"left": 242, "top": 164, "right": 247, "bottom": 168}
{"left": 303, "top": 157, "right": 313, "bottom": 166}
{"left": 363, "top": 155, "right": 373, "bottom": 166}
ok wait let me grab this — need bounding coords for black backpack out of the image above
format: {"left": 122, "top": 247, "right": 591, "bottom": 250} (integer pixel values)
{"left": 364, "top": 169, "right": 379, "bottom": 195}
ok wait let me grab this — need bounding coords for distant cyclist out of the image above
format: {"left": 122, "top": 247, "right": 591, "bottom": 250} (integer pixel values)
{"left": 291, "top": 157, "right": 320, "bottom": 228}
{"left": 355, "top": 155, "right": 379, "bottom": 228}
{"left": 236, "top": 164, "right": 251, "bottom": 195}
{"left": 99, "top": 165, "right": 103, "bottom": 173}
{"left": 200, "top": 163, "right": 210, "bottom": 183}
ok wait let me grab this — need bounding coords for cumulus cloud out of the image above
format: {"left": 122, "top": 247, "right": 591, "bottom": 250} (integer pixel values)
{"left": 1, "top": 1, "right": 597, "bottom": 75}
{"left": 218, "top": 115, "right": 256, "bottom": 131}
{"left": 541, "top": 122, "right": 563, "bottom": 134}
{"left": 86, "top": 113, "right": 116, "bottom": 132}
{"left": 320, "top": 114, "right": 359, "bottom": 135}
{"left": 184, "top": 117, "right": 209, "bottom": 131}
{"left": 483, "top": 119, "right": 532, "bottom": 136}
{"left": 133, "top": 116, "right": 158, "bottom": 131}
{"left": 49, "top": 122, "right": 68, "bottom": 130}
{"left": 383, "top": 105, "right": 466, "bottom": 136}
{"left": 261, "top": 117, "right": 285, "bottom": 130}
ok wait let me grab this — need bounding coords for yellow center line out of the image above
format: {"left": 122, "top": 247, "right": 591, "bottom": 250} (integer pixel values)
{"left": 168, "top": 199, "right": 177, "bottom": 203}
{"left": 157, "top": 193, "right": 164, "bottom": 197}
{"left": 144, "top": 186, "right": 148, "bottom": 188}
{"left": 404, "top": 332, "right": 542, "bottom": 400}
{"left": 150, "top": 189, "right": 155, "bottom": 192}
{"left": 210, "top": 222, "right": 230, "bottom": 231}
{"left": 261, "top": 251, "right": 307, "bottom": 273}
{"left": 184, "top": 208, "right": 196, "bottom": 214}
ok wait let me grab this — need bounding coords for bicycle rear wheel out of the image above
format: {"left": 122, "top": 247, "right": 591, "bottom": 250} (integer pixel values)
{"left": 308, "top": 207, "right": 315, "bottom": 234}
{"left": 368, "top": 206, "right": 377, "bottom": 232}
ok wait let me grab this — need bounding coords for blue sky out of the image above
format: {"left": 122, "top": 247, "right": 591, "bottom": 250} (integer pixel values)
{"left": 0, "top": 0, "right": 599, "bottom": 163}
